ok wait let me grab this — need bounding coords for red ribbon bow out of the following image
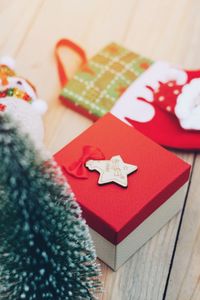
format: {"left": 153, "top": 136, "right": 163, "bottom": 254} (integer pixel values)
{"left": 63, "top": 145, "right": 105, "bottom": 179}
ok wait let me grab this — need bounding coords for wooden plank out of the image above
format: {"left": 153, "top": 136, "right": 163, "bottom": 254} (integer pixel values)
{"left": 163, "top": 0, "right": 200, "bottom": 297}
{"left": 0, "top": 0, "right": 45, "bottom": 56}
{"left": 100, "top": 215, "right": 182, "bottom": 300}
{"left": 14, "top": 0, "right": 138, "bottom": 153}
{"left": 0, "top": 0, "right": 199, "bottom": 299}
{"left": 165, "top": 154, "right": 200, "bottom": 300}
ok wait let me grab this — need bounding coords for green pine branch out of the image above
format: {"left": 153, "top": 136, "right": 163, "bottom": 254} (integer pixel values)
{"left": 0, "top": 114, "right": 102, "bottom": 300}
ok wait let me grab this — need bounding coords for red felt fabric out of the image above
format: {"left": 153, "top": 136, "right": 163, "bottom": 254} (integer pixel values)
{"left": 126, "top": 69, "right": 200, "bottom": 150}
{"left": 54, "top": 113, "right": 190, "bottom": 245}
{"left": 126, "top": 106, "right": 200, "bottom": 150}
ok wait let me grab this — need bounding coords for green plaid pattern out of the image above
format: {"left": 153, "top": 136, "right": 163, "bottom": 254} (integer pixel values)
{"left": 61, "top": 43, "right": 153, "bottom": 118}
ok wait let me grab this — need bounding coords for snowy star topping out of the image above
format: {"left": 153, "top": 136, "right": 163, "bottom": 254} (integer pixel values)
{"left": 175, "top": 78, "right": 200, "bottom": 130}
{"left": 86, "top": 155, "right": 138, "bottom": 187}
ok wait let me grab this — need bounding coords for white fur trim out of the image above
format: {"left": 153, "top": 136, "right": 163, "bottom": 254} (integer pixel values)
{"left": 163, "top": 67, "right": 188, "bottom": 85}
{"left": 144, "top": 62, "right": 188, "bottom": 91}
{"left": 0, "top": 56, "right": 15, "bottom": 70}
{"left": 175, "top": 78, "right": 200, "bottom": 130}
{"left": 0, "top": 97, "right": 44, "bottom": 149}
{"left": 32, "top": 99, "right": 48, "bottom": 115}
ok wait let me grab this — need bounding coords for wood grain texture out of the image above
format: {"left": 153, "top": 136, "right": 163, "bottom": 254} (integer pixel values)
{"left": 0, "top": 1, "right": 199, "bottom": 299}
{"left": 165, "top": 154, "right": 200, "bottom": 300}
{"left": 0, "top": 0, "right": 44, "bottom": 55}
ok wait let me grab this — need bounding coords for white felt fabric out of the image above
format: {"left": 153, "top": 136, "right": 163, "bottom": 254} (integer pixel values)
{"left": 111, "top": 61, "right": 187, "bottom": 124}
{"left": 175, "top": 78, "right": 200, "bottom": 130}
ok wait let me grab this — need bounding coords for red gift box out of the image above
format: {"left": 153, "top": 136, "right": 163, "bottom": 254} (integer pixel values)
{"left": 54, "top": 113, "right": 190, "bottom": 270}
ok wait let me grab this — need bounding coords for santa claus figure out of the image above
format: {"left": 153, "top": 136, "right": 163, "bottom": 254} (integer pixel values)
{"left": 0, "top": 57, "right": 47, "bottom": 149}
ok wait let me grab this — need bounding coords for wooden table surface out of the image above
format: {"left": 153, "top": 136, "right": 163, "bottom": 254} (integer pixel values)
{"left": 1, "top": 1, "right": 200, "bottom": 299}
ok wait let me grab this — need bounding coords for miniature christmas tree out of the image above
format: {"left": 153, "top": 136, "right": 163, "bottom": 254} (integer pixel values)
{"left": 0, "top": 114, "right": 102, "bottom": 300}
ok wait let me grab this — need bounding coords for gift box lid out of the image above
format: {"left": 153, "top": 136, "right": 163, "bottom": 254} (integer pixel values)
{"left": 54, "top": 113, "right": 190, "bottom": 245}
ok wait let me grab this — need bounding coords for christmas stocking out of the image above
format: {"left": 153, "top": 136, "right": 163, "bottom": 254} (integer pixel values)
{"left": 111, "top": 61, "right": 200, "bottom": 150}
{"left": 0, "top": 56, "right": 47, "bottom": 149}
